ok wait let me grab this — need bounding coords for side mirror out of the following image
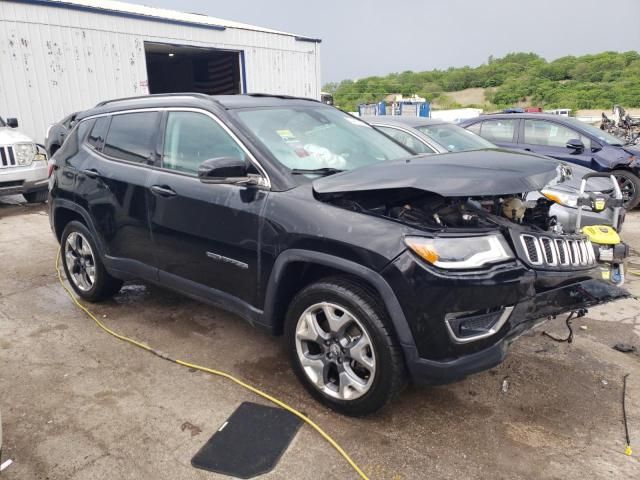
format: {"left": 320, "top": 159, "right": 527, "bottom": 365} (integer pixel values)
{"left": 198, "top": 157, "right": 256, "bottom": 185}
{"left": 6, "top": 117, "right": 18, "bottom": 128}
{"left": 566, "top": 138, "right": 584, "bottom": 153}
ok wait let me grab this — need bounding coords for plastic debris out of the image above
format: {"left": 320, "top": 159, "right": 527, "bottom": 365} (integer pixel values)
{"left": 580, "top": 325, "right": 588, "bottom": 331}
{"left": 501, "top": 378, "right": 509, "bottom": 394}
{"left": 614, "top": 343, "right": 637, "bottom": 353}
{"left": 601, "top": 379, "right": 609, "bottom": 386}
{"left": 0, "top": 459, "right": 13, "bottom": 472}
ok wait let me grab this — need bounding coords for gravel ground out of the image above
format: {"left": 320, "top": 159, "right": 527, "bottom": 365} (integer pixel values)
{"left": 0, "top": 195, "right": 639, "bottom": 479}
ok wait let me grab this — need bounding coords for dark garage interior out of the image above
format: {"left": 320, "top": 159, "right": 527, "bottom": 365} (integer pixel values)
{"left": 144, "top": 42, "right": 243, "bottom": 95}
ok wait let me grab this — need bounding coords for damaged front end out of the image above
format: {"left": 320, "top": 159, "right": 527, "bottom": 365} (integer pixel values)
{"left": 313, "top": 151, "right": 630, "bottom": 384}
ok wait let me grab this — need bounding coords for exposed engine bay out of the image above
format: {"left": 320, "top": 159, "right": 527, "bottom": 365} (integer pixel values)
{"left": 323, "top": 188, "right": 561, "bottom": 234}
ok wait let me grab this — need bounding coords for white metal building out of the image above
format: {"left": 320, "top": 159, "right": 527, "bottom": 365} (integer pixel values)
{"left": 0, "top": 0, "right": 322, "bottom": 142}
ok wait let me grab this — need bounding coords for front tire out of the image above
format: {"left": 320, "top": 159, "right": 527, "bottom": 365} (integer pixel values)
{"left": 285, "top": 277, "right": 407, "bottom": 416}
{"left": 60, "top": 221, "right": 123, "bottom": 301}
{"left": 23, "top": 190, "right": 48, "bottom": 203}
{"left": 612, "top": 169, "right": 640, "bottom": 209}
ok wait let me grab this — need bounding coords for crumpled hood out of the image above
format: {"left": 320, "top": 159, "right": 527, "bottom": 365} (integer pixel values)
{"left": 0, "top": 126, "right": 34, "bottom": 145}
{"left": 313, "top": 149, "right": 563, "bottom": 196}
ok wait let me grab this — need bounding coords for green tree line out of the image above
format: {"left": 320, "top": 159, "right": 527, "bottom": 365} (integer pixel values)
{"left": 324, "top": 51, "right": 640, "bottom": 112}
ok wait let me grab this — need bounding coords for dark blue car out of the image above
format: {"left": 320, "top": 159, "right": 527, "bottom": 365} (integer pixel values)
{"left": 460, "top": 113, "right": 640, "bottom": 208}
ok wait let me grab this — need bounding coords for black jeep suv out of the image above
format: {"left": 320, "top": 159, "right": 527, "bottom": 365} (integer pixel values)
{"left": 48, "top": 93, "right": 628, "bottom": 415}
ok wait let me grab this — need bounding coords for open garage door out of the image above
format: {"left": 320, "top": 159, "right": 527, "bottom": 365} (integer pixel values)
{"left": 144, "top": 42, "right": 243, "bottom": 95}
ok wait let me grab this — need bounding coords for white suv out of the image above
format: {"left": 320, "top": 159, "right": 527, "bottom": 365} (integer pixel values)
{"left": 0, "top": 116, "right": 48, "bottom": 203}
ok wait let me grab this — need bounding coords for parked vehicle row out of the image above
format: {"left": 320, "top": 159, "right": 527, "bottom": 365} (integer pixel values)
{"left": 459, "top": 113, "right": 640, "bottom": 209}
{"left": 48, "top": 93, "right": 628, "bottom": 415}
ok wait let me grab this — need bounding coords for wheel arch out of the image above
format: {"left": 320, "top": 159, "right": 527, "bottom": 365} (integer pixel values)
{"left": 263, "top": 249, "right": 415, "bottom": 350}
{"left": 52, "top": 199, "right": 106, "bottom": 254}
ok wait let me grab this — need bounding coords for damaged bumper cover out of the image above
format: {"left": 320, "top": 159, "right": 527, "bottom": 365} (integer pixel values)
{"left": 382, "top": 252, "right": 630, "bottom": 385}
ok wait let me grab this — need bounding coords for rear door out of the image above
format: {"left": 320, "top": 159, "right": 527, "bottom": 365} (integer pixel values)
{"left": 470, "top": 118, "right": 520, "bottom": 150}
{"left": 75, "top": 111, "right": 161, "bottom": 274}
{"left": 520, "top": 119, "right": 594, "bottom": 169}
{"left": 147, "top": 109, "right": 268, "bottom": 306}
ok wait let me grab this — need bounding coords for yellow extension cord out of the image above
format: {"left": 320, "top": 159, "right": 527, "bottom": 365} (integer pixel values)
{"left": 55, "top": 251, "right": 370, "bottom": 480}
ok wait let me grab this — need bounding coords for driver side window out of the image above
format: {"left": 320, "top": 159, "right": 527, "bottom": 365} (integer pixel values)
{"left": 162, "top": 112, "right": 245, "bottom": 175}
{"left": 523, "top": 120, "right": 591, "bottom": 149}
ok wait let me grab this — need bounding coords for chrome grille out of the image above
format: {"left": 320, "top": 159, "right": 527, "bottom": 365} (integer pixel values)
{"left": 554, "top": 239, "right": 569, "bottom": 265}
{"left": 0, "top": 146, "right": 17, "bottom": 168}
{"left": 521, "top": 235, "right": 542, "bottom": 264}
{"left": 519, "top": 234, "right": 595, "bottom": 269}
{"left": 540, "top": 237, "right": 557, "bottom": 265}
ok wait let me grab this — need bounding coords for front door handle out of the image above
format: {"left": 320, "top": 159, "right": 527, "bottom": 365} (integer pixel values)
{"left": 524, "top": 148, "right": 532, "bottom": 152}
{"left": 81, "top": 168, "right": 100, "bottom": 179}
{"left": 150, "top": 185, "right": 177, "bottom": 197}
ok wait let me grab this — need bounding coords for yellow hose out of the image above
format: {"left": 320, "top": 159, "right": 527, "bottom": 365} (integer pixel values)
{"left": 56, "top": 251, "right": 370, "bottom": 480}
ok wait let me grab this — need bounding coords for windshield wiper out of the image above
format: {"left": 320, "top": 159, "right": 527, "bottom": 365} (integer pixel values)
{"left": 290, "top": 167, "right": 344, "bottom": 176}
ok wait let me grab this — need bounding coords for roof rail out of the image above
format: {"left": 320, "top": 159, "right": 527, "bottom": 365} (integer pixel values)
{"left": 245, "top": 92, "right": 320, "bottom": 103}
{"left": 94, "top": 92, "right": 214, "bottom": 108}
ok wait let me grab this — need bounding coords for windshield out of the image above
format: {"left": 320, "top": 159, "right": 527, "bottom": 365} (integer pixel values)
{"left": 0, "top": 117, "right": 5, "bottom": 127}
{"left": 415, "top": 123, "right": 495, "bottom": 152}
{"left": 235, "top": 107, "right": 411, "bottom": 173}
{"left": 563, "top": 117, "right": 626, "bottom": 146}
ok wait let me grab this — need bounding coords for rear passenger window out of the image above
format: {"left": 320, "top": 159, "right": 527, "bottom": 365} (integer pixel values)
{"left": 103, "top": 112, "right": 160, "bottom": 164}
{"left": 162, "top": 112, "right": 245, "bottom": 175}
{"left": 86, "top": 117, "right": 110, "bottom": 151}
{"left": 466, "top": 122, "right": 481, "bottom": 135}
{"left": 479, "top": 119, "right": 517, "bottom": 143}
{"left": 376, "top": 126, "right": 436, "bottom": 154}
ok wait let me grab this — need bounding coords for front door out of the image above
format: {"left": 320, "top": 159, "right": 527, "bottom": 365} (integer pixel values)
{"left": 147, "top": 110, "right": 268, "bottom": 306}
{"left": 520, "top": 119, "right": 594, "bottom": 169}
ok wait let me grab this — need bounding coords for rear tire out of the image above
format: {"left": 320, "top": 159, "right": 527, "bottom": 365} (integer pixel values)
{"left": 285, "top": 276, "right": 407, "bottom": 416}
{"left": 23, "top": 190, "right": 48, "bottom": 203}
{"left": 60, "top": 221, "right": 123, "bottom": 301}
{"left": 612, "top": 169, "right": 640, "bottom": 209}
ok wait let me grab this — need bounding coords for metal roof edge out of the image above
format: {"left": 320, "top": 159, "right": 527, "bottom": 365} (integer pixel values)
{"left": 8, "top": 0, "right": 321, "bottom": 41}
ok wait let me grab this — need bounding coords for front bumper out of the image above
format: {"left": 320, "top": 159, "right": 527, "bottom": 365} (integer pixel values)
{"left": 0, "top": 161, "right": 48, "bottom": 196}
{"left": 383, "top": 251, "right": 629, "bottom": 385}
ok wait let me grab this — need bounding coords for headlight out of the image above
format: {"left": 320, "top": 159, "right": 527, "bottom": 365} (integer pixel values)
{"left": 14, "top": 143, "right": 37, "bottom": 166}
{"left": 541, "top": 188, "right": 579, "bottom": 208}
{"left": 405, "top": 234, "right": 514, "bottom": 269}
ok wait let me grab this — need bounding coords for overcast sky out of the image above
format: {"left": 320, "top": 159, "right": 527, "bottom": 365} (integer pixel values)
{"left": 127, "top": 0, "right": 640, "bottom": 83}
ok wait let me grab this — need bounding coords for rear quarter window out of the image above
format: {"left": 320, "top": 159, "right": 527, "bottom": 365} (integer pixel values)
{"left": 86, "top": 117, "right": 110, "bottom": 151}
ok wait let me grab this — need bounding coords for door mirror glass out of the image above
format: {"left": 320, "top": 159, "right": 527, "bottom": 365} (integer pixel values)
{"left": 6, "top": 117, "right": 18, "bottom": 128}
{"left": 198, "top": 157, "right": 254, "bottom": 185}
{"left": 566, "top": 138, "right": 585, "bottom": 152}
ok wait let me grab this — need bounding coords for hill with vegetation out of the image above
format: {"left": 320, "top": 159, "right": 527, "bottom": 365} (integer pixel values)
{"left": 324, "top": 51, "right": 640, "bottom": 112}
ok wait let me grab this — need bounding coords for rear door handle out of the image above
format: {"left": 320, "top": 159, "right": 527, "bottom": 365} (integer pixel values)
{"left": 524, "top": 148, "right": 532, "bottom": 152}
{"left": 81, "top": 168, "right": 100, "bottom": 179}
{"left": 150, "top": 185, "right": 177, "bottom": 197}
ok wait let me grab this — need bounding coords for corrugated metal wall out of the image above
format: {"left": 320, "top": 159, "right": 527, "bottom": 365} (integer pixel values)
{"left": 0, "top": 1, "right": 321, "bottom": 142}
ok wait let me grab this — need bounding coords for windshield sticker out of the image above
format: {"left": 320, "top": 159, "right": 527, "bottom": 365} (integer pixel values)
{"left": 276, "top": 129, "right": 298, "bottom": 143}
